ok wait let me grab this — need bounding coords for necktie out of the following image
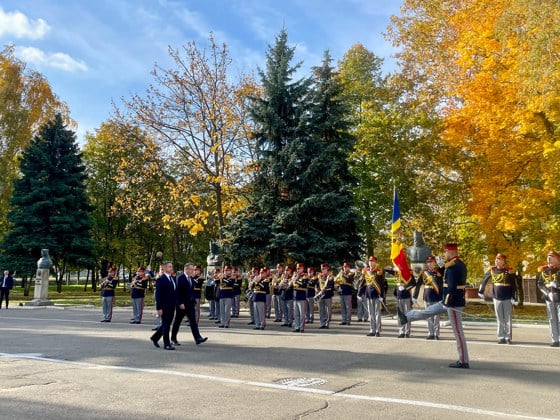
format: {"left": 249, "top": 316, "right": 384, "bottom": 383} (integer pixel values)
{"left": 187, "top": 276, "right": 192, "bottom": 288}
{"left": 168, "top": 275, "right": 175, "bottom": 290}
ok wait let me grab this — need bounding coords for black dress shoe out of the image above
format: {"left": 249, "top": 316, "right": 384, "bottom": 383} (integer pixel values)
{"left": 506, "top": 339, "right": 512, "bottom": 345}
{"left": 397, "top": 308, "right": 408, "bottom": 325}
{"left": 498, "top": 338, "right": 506, "bottom": 344}
{"left": 248, "top": 322, "right": 255, "bottom": 325}
{"left": 426, "top": 335, "right": 435, "bottom": 340}
{"left": 196, "top": 337, "right": 208, "bottom": 345}
{"left": 551, "top": 341, "right": 559, "bottom": 347}
{"left": 398, "top": 334, "right": 405, "bottom": 338}
{"left": 366, "top": 332, "right": 375, "bottom": 336}
{"left": 171, "top": 340, "right": 181, "bottom": 346}
{"left": 164, "top": 345, "right": 176, "bottom": 350}
{"left": 448, "top": 361, "right": 469, "bottom": 369}
{"left": 151, "top": 327, "right": 159, "bottom": 331}
{"left": 150, "top": 338, "right": 160, "bottom": 348}
{"left": 375, "top": 332, "right": 380, "bottom": 337}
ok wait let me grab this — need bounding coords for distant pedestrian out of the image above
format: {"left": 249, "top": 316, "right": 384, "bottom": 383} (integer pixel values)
{"left": 0, "top": 270, "right": 15, "bottom": 309}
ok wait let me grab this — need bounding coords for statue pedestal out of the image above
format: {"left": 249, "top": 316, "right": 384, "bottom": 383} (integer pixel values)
{"left": 26, "top": 250, "right": 54, "bottom": 306}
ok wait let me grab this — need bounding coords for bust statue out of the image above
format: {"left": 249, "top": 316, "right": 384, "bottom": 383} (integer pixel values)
{"left": 206, "top": 240, "right": 224, "bottom": 272}
{"left": 406, "top": 231, "right": 432, "bottom": 277}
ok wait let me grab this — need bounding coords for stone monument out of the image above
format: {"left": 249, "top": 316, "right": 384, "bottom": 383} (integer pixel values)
{"left": 26, "top": 249, "right": 54, "bottom": 306}
{"left": 406, "top": 231, "right": 432, "bottom": 279}
{"left": 206, "top": 240, "right": 224, "bottom": 274}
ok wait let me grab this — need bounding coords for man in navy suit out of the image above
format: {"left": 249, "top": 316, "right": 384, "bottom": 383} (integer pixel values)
{"left": 171, "top": 262, "right": 208, "bottom": 346}
{"left": 150, "top": 261, "right": 177, "bottom": 350}
{"left": 1, "top": 270, "right": 14, "bottom": 309}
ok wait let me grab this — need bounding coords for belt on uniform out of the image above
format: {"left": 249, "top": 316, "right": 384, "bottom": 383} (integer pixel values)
{"left": 221, "top": 287, "right": 233, "bottom": 290}
{"left": 443, "top": 284, "right": 465, "bottom": 289}
{"left": 295, "top": 288, "right": 307, "bottom": 291}
{"left": 493, "top": 283, "right": 510, "bottom": 286}
{"left": 254, "top": 291, "right": 266, "bottom": 294}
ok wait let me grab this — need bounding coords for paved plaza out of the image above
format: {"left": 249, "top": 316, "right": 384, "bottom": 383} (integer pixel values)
{"left": 0, "top": 305, "right": 558, "bottom": 419}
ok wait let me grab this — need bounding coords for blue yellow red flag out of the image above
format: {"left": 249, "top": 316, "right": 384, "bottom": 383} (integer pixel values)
{"left": 391, "top": 188, "right": 412, "bottom": 282}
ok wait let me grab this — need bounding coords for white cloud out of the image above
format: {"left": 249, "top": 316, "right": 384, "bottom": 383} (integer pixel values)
{"left": 0, "top": 7, "right": 50, "bottom": 39}
{"left": 17, "top": 46, "right": 88, "bottom": 72}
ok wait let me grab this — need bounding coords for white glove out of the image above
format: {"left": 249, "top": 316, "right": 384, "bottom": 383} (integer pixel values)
{"left": 412, "top": 297, "right": 417, "bottom": 303}
{"left": 510, "top": 298, "right": 515, "bottom": 305}
{"left": 398, "top": 285, "right": 405, "bottom": 291}
{"left": 379, "top": 297, "right": 384, "bottom": 303}
{"left": 477, "top": 293, "right": 484, "bottom": 299}
{"left": 549, "top": 281, "right": 558, "bottom": 289}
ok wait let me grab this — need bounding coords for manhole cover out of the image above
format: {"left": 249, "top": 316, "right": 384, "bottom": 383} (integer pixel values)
{"left": 275, "top": 377, "right": 327, "bottom": 387}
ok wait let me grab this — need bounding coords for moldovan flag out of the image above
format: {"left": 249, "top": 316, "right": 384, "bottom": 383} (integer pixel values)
{"left": 391, "top": 188, "right": 412, "bottom": 282}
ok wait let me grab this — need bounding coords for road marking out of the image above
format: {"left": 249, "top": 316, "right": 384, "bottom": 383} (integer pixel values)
{"left": 0, "top": 352, "right": 554, "bottom": 420}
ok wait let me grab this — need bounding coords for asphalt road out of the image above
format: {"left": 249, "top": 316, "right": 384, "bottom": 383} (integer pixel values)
{"left": 0, "top": 304, "right": 558, "bottom": 420}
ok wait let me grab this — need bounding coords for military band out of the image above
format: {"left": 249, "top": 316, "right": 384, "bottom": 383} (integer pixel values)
{"left": 317, "top": 263, "right": 335, "bottom": 329}
{"left": 537, "top": 250, "right": 560, "bottom": 347}
{"left": 130, "top": 267, "right": 149, "bottom": 324}
{"left": 394, "top": 268, "right": 416, "bottom": 338}
{"left": 292, "top": 263, "right": 308, "bottom": 332}
{"left": 100, "top": 267, "right": 118, "bottom": 322}
{"left": 336, "top": 262, "right": 354, "bottom": 325}
{"left": 364, "top": 256, "right": 387, "bottom": 337}
{"left": 413, "top": 256, "right": 443, "bottom": 339}
{"left": 306, "top": 267, "right": 319, "bottom": 323}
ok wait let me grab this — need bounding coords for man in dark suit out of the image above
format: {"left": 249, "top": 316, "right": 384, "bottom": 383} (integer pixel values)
{"left": 150, "top": 261, "right": 177, "bottom": 350}
{"left": 0, "top": 270, "right": 14, "bottom": 309}
{"left": 171, "top": 262, "right": 208, "bottom": 346}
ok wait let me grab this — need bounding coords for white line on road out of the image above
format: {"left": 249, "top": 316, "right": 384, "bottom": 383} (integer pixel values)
{"left": 0, "top": 352, "right": 555, "bottom": 420}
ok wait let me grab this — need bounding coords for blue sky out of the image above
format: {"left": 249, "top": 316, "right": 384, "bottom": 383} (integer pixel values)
{"left": 1, "top": 0, "right": 402, "bottom": 143}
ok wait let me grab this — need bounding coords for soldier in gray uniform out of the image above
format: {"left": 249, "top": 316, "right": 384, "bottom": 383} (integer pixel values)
{"left": 478, "top": 253, "right": 516, "bottom": 344}
{"left": 536, "top": 250, "right": 560, "bottom": 347}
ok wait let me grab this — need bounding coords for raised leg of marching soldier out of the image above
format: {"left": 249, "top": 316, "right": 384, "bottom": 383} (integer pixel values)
{"left": 357, "top": 294, "right": 368, "bottom": 322}
{"left": 404, "top": 301, "right": 446, "bottom": 322}
{"left": 425, "top": 301, "right": 440, "bottom": 339}
{"left": 494, "top": 298, "right": 513, "bottom": 343}
{"left": 339, "top": 294, "right": 352, "bottom": 325}
{"left": 273, "top": 294, "right": 283, "bottom": 322}
{"left": 447, "top": 306, "right": 469, "bottom": 366}
{"left": 219, "top": 297, "right": 232, "bottom": 328}
{"left": 318, "top": 298, "right": 331, "bottom": 328}
{"left": 305, "top": 297, "right": 315, "bottom": 323}
{"left": 366, "top": 298, "right": 381, "bottom": 336}
{"left": 293, "top": 299, "right": 306, "bottom": 332}
{"left": 397, "top": 297, "right": 412, "bottom": 337}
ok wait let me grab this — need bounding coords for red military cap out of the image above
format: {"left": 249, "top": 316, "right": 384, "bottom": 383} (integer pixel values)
{"left": 444, "top": 243, "right": 458, "bottom": 251}
{"left": 307, "top": 267, "right": 315, "bottom": 273}
{"left": 296, "top": 262, "right": 305, "bottom": 268}
{"left": 285, "top": 266, "right": 294, "bottom": 272}
{"left": 277, "top": 263, "right": 284, "bottom": 268}
{"left": 224, "top": 266, "right": 232, "bottom": 270}
{"left": 368, "top": 256, "right": 378, "bottom": 262}
{"left": 426, "top": 256, "right": 436, "bottom": 262}
{"left": 495, "top": 253, "right": 507, "bottom": 261}
{"left": 343, "top": 262, "right": 351, "bottom": 268}
{"left": 320, "top": 263, "right": 330, "bottom": 269}
{"left": 547, "top": 250, "right": 560, "bottom": 258}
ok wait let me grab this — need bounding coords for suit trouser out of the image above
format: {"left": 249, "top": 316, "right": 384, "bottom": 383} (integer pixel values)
{"left": 357, "top": 294, "right": 368, "bottom": 321}
{"left": 272, "top": 294, "right": 282, "bottom": 321}
{"left": 367, "top": 298, "right": 382, "bottom": 334}
{"left": 339, "top": 294, "right": 352, "bottom": 324}
{"left": 171, "top": 304, "right": 202, "bottom": 342}
{"left": 319, "top": 298, "right": 332, "bottom": 327}
{"left": 282, "top": 299, "right": 293, "bottom": 325}
{"left": 232, "top": 294, "right": 240, "bottom": 317}
{"left": 0, "top": 288, "right": 10, "bottom": 308}
{"left": 101, "top": 296, "right": 114, "bottom": 320}
{"left": 493, "top": 298, "right": 513, "bottom": 340}
{"left": 406, "top": 302, "right": 469, "bottom": 363}
{"left": 132, "top": 297, "right": 144, "bottom": 322}
{"left": 220, "top": 297, "right": 233, "bottom": 327}
{"left": 305, "top": 297, "right": 315, "bottom": 322}
{"left": 293, "top": 299, "right": 306, "bottom": 330}
{"left": 545, "top": 300, "right": 560, "bottom": 343}
{"left": 151, "top": 306, "right": 175, "bottom": 346}
{"left": 266, "top": 294, "right": 272, "bottom": 317}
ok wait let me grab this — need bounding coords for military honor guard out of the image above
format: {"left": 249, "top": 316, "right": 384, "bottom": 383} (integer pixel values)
{"left": 280, "top": 266, "right": 294, "bottom": 327}
{"left": 292, "top": 263, "right": 309, "bottom": 332}
{"left": 247, "top": 266, "right": 260, "bottom": 325}
{"left": 398, "top": 243, "right": 470, "bottom": 368}
{"left": 251, "top": 269, "right": 267, "bottom": 330}
{"left": 335, "top": 262, "right": 354, "bottom": 325}
{"left": 100, "top": 267, "right": 118, "bottom": 322}
{"left": 478, "top": 253, "right": 516, "bottom": 344}
{"left": 231, "top": 267, "right": 243, "bottom": 318}
{"left": 317, "top": 263, "right": 335, "bottom": 329}
{"left": 218, "top": 266, "right": 235, "bottom": 328}
{"left": 413, "top": 256, "right": 444, "bottom": 339}
{"left": 271, "top": 264, "right": 285, "bottom": 322}
{"left": 364, "top": 256, "right": 387, "bottom": 337}
{"left": 354, "top": 262, "right": 368, "bottom": 323}
{"left": 130, "top": 267, "right": 149, "bottom": 324}
{"left": 536, "top": 250, "right": 560, "bottom": 347}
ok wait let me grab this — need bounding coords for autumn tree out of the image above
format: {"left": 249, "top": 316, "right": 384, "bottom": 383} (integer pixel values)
{"left": 0, "top": 115, "right": 94, "bottom": 291}
{"left": 387, "top": 0, "right": 560, "bottom": 274}
{"left": 0, "top": 46, "right": 72, "bottom": 238}
{"left": 117, "top": 34, "right": 256, "bottom": 240}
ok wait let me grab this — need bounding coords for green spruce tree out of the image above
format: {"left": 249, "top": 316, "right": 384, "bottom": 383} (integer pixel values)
{"left": 0, "top": 114, "right": 94, "bottom": 292}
